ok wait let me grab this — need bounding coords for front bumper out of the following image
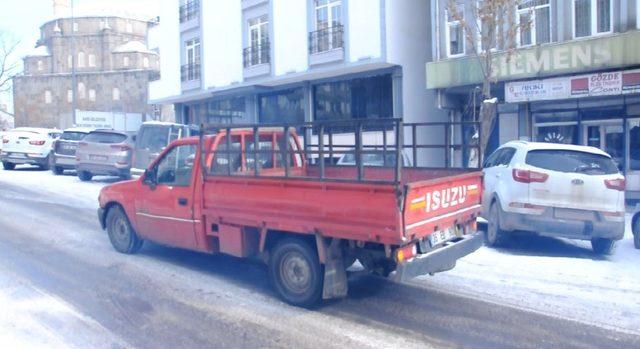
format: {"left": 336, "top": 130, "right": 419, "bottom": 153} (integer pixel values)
{"left": 389, "top": 232, "right": 483, "bottom": 282}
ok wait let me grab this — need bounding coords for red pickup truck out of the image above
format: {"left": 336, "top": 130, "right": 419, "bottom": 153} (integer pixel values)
{"left": 98, "top": 120, "right": 483, "bottom": 306}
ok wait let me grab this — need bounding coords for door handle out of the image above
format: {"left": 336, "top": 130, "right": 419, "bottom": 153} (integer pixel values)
{"left": 178, "top": 198, "right": 188, "bottom": 206}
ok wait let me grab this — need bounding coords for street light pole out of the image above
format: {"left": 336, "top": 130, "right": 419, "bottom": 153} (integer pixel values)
{"left": 70, "top": 0, "right": 77, "bottom": 126}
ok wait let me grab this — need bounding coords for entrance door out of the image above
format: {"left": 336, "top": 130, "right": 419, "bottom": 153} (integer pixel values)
{"left": 582, "top": 121, "right": 624, "bottom": 171}
{"left": 136, "top": 143, "right": 198, "bottom": 249}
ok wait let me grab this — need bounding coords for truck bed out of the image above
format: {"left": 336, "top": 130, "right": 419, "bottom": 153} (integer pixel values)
{"left": 201, "top": 166, "right": 482, "bottom": 246}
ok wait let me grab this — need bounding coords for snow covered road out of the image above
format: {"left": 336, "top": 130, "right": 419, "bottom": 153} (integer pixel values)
{"left": 0, "top": 165, "right": 639, "bottom": 348}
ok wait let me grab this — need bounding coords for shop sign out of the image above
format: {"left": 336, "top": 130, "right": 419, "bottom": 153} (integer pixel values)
{"left": 75, "top": 110, "right": 143, "bottom": 131}
{"left": 506, "top": 69, "right": 640, "bottom": 103}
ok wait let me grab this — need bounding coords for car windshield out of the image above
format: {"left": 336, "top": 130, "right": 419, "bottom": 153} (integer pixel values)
{"left": 138, "top": 126, "right": 170, "bottom": 153}
{"left": 60, "top": 131, "right": 88, "bottom": 141}
{"left": 84, "top": 132, "right": 126, "bottom": 144}
{"left": 525, "top": 149, "right": 619, "bottom": 175}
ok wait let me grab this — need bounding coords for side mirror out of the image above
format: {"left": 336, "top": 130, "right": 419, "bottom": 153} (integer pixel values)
{"left": 143, "top": 168, "right": 157, "bottom": 189}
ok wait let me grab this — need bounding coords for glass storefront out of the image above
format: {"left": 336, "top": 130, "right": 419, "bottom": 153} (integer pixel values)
{"left": 313, "top": 74, "right": 392, "bottom": 121}
{"left": 258, "top": 88, "right": 305, "bottom": 124}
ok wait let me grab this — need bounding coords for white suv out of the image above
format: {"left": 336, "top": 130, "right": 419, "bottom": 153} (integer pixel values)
{"left": 1, "top": 127, "right": 61, "bottom": 170}
{"left": 482, "top": 141, "right": 625, "bottom": 255}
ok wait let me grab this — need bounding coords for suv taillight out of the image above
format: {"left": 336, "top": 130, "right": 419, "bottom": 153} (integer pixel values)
{"left": 512, "top": 169, "right": 549, "bottom": 183}
{"left": 604, "top": 178, "right": 625, "bottom": 191}
{"left": 2, "top": 138, "right": 8, "bottom": 144}
{"left": 29, "top": 140, "right": 46, "bottom": 146}
{"left": 111, "top": 144, "right": 131, "bottom": 151}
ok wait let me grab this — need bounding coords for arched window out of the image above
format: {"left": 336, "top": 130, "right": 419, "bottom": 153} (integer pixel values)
{"left": 78, "top": 82, "right": 86, "bottom": 99}
{"left": 67, "top": 90, "right": 73, "bottom": 103}
{"left": 143, "top": 57, "right": 149, "bottom": 68}
{"left": 44, "top": 90, "right": 52, "bottom": 104}
{"left": 67, "top": 55, "right": 72, "bottom": 69}
{"left": 78, "top": 52, "right": 85, "bottom": 68}
{"left": 88, "top": 54, "right": 96, "bottom": 67}
{"left": 37, "top": 60, "right": 43, "bottom": 71}
{"left": 89, "top": 89, "right": 96, "bottom": 101}
{"left": 123, "top": 56, "right": 130, "bottom": 67}
{"left": 112, "top": 87, "right": 120, "bottom": 101}
{"left": 126, "top": 21, "right": 133, "bottom": 33}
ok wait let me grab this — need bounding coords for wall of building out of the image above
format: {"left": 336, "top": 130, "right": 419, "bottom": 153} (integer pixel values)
{"left": 201, "top": 0, "right": 243, "bottom": 88}
{"left": 272, "top": 0, "right": 309, "bottom": 76}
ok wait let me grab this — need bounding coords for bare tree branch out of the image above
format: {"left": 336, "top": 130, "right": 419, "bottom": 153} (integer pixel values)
{"left": 0, "top": 32, "right": 20, "bottom": 93}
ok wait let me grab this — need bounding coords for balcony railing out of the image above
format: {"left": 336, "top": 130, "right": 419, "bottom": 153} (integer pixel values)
{"left": 179, "top": 0, "right": 200, "bottom": 23}
{"left": 181, "top": 63, "right": 201, "bottom": 82}
{"left": 309, "top": 24, "right": 344, "bottom": 54}
{"left": 243, "top": 42, "right": 270, "bottom": 68}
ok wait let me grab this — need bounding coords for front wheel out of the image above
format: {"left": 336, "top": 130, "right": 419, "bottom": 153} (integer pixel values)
{"left": 269, "top": 238, "right": 323, "bottom": 307}
{"left": 485, "top": 203, "right": 508, "bottom": 247}
{"left": 591, "top": 238, "right": 615, "bottom": 255}
{"left": 2, "top": 162, "right": 15, "bottom": 170}
{"left": 106, "top": 206, "right": 143, "bottom": 254}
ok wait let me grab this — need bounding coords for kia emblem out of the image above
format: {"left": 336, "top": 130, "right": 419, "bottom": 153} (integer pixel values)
{"left": 571, "top": 179, "right": 584, "bottom": 185}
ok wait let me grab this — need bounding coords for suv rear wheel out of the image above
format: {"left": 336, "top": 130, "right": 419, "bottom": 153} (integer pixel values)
{"left": 78, "top": 170, "right": 93, "bottom": 181}
{"left": 485, "top": 203, "right": 508, "bottom": 247}
{"left": 591, "top": 238, "right": 615, "bottom": 255}
{"left": 2, "top": 162, "right": 15, "bottom": 170}
{"left": 269, "top": 238, "right": 323, "bottom": 307}
{"left": 633, "top": 219, "right": 640, "bottom": 250}
{"left": 106, "top": 206, "right": 143, "bottom": 254}
{"left": 52, "top": 166, "right": 64, "bottom": 175}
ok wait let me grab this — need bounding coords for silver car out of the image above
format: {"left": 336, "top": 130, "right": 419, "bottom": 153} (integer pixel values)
{"left": 131, "top": 122, "right": 198, "bottom": 176}
{"left": 76, "top": 130, "right": 136, "bottom": 181}
{"left": 51, "top": 127, "right": 94, "bottom": 175}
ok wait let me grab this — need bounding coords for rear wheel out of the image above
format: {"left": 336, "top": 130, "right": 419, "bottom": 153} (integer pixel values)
{"left": 269, "top": 238, "right": 323, "bottom": 307}
{"left": 52, "top": 166, "right": 64, "bottom": 175}
{"left": 39, "top": 155, "right": 50, "bottom": 171}
{"left": 485, "top": 203, "right": 508, "bottom": 247}
{"left": 633, "top": 219, "right": 640, "bottom": 249}
{"left": 78, "top": 170, "right": 93, "bottom": 181}
{"left": 2, "top": 162, "right": 15, "bottom": 170}
{"left": 106, "top": 206, "right": 143, "bottom": 254}
{"left": 591, "top": 238, "right": 615, "bottom": 255}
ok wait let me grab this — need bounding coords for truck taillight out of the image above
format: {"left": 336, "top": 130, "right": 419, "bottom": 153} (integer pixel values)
{"left": 111, "top": 144, "right": 131, "bottom": 151}
{"left": 396, "top": 244, "right": 417, "bottom": 263}
{"left": 29, "top": 140, "right": 46, "bottom": 146}
{"left": 604, "top": 178, "right": 625, "bottom": 191}
{"left": 512, "top": 169, "right": 548, "bottom": 183}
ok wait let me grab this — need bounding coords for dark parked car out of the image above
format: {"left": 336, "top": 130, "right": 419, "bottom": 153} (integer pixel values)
{"left": 76, "top": 130, "right": 136, "bottom": 181}
{"left": 50, "top": 127, "right": 94, "bottom": 175}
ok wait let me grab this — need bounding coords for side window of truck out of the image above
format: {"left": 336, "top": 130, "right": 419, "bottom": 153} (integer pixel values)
{"left": 211, "top": 136, "right": 242, "bottom": 174}
{"left": 156, "top": 144, "right": 197, "bottom": 186}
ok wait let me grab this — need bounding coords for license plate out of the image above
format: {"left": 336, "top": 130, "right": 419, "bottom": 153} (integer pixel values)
{"left": 89, "top": 155, "right": 108, "bottom": 161}
{"left": 62, "top": 144, "right": 76, "bottom": 150}
{"left": 429, "top": 228, "right": 457, "bottom": 247}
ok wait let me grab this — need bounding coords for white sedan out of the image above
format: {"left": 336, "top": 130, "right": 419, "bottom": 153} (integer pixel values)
{"left": 481, "top": 141, "right": 625, "bottom": 255}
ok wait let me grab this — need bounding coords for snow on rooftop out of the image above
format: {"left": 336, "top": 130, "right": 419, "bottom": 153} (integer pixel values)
{"left": 113, "top": 41, "right": 153, "bottom": 54}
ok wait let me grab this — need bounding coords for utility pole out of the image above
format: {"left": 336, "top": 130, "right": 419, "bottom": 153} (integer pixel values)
{"left": 70, "top": 0, "right": 77, "bottom": 126}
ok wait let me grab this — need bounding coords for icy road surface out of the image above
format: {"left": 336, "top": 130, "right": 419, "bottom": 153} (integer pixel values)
{"left": 0, "top": 166, "right": 639, "bottom": 348}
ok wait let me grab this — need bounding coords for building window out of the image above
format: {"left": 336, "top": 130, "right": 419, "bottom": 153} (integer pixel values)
{"left": 73, "top": 22, "right": 78, "bottom": 31}
{"left": 123, "top": 56, "right": 130, "bottom": 67}
{"left": 88, "top": 89, "right": 96, "bottom": 102}
{"left": 518, "top": 0, "right": 551, "bottom": 46}
{"left": 313, "top": 74, "right": 393, "bottom": 122}
{"left": 309, "top": 0, "right": 343, "bottom": 54}
{"left": 78, "top": 52, "right": 85, "bottom": 68}
{"left": 179, "top": 0, "right": 200, "bottom": 23}
{"left": 143, "top": 56, "right": 150, "bottom": 68}
{"left": 44, "top": 90, "right": 52, "bottom": 104}
{"left": 181, "top": 38, "right": 201, "bottom": 81}
{"left": 259, "top": 89, "right": 304, "bottom": 124}
{"left": 67, "top": 54, "right": 72, "bottom": 69}
{"left": 573, "top": 0, "right": 612, "bottom": 38}
{"left": 446, "top": 4, "right": 465, "bottom": 57}
{"left": 67, "top": 89, "right": 73, "bottom": 103}
{"left": 126, "top": 22, "right": 133, "bottom": 33}
{"left": 78, "top": 83, "right": 86, "bottom": 99}
{"left": 113, "top": 87, "right": 120, "bottom": 101}
{"left": 244, "top": 15, "right": 270, "bottom": 67}
{"left": 205, "top": 97, "right": 246, "bottom": 123}
{"left": 37, "top": 60, "right": 43, "bottom": 71}
{"left": 88, "top": 54, "right": 96, "bottom": 67}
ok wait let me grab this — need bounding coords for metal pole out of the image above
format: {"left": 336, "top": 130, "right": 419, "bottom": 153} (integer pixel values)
{"left": 70, "top": 0, "right": 77, "bottom": 126}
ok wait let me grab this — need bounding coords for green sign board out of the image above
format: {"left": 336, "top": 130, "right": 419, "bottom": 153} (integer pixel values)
{"left": 426, "top": 31, "right": 640, "bottom": 89}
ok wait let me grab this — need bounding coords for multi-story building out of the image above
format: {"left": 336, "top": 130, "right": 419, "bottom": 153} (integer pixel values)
{"left": 150, "top": 0, "right": 450, "bottom": 166}
{"left": 13, "top": 14, "right": 159, "bottom": 129}
{"left": 427, "top": 0, "right": 640, "bottom": 197}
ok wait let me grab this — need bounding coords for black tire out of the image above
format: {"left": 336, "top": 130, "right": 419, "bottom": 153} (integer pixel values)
{"left": 485, "top": 203, "right": 508, "bottom": 247}
{"left": 269, "top": 238, "right": 323, "bottom": 307}
{"left": 106, "top": 206, "right": 143, "bottom": 254}
{"left": 2, "top": 162, "right": 15, "bottom": 170}
{"left": 39, "top": 155, "right": 50, "bottom": 171}
{"left": 591, "top": 238, "right": 615, "bottom": 255}
{"left": 52, "top": 166, "right": 64, "bottom": 175}
{"left": 78, "top": 170, "right": 93, "bottom": 181}
{"left": 633, "top": 219, "right": 640, "bottom": 250}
